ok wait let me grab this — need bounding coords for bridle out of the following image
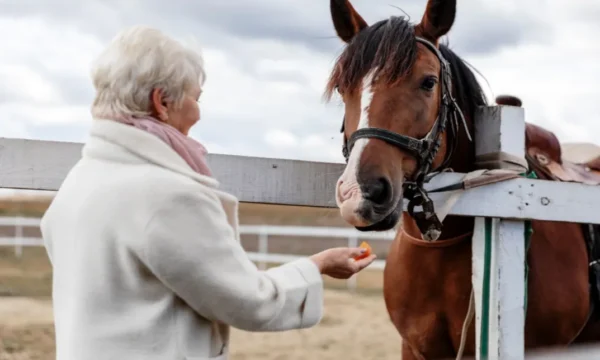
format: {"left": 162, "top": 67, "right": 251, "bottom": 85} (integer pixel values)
{"left": 340, "top": 36, "right": 471, "bottom": 239}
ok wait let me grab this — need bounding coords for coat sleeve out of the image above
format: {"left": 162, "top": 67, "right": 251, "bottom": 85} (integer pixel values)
{"left": 141, "top": 187, "right": 324, "bottom": 332}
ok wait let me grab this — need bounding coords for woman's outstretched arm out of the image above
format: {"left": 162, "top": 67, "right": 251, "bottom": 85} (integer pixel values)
{"left": 141, "top": 187, "right": 324, "bottom": 332}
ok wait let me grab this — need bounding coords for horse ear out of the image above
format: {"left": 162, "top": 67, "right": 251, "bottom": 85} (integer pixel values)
{"left": 415, "top": 0, "right": 456, "bottom": 42}
{"left": 330, "top": 0, "right": 368, "bottom": 43}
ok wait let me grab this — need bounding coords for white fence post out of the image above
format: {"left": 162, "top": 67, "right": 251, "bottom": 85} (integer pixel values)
{"left": 14, "top": 216, "right": 23, "bottom": 258}
{"left": 258, "top": 229, "right": 268, "bottom": 271}
{"left": 472, "top": 105, "right": 526, "bottom": 360}
{"left": 347, "top": 235, "right": 358, "bottom": 291}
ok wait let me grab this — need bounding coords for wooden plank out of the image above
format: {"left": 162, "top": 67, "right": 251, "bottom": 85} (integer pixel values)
{"left": 493, "top": 220, "right": 526, "bottom": 359}
{"left": 2, "top": 137, "right": 600, "bottom": 224}
{"left": 0, "top": 138, "right": 83, "bottom": 192}
{"left": 472, "top": 217, "right": 486, "bottom": 358}
{"left": 0, "top": 137, "right": 343, "bottom": 208}
{"left": 422, "top": 171, "right": 600, "bottom": 224}
{"left": 475, "top": 105, "right": 525, "bottom": 165}
{"left": 473, "top": 218, "right": 526, "bottom": 359}
{"left": 472, "top": 104, "right": 526, "bottom": 360}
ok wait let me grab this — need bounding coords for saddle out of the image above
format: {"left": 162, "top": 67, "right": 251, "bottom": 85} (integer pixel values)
{"left": 525, "top": 123, "right": 600, "bottom": 185}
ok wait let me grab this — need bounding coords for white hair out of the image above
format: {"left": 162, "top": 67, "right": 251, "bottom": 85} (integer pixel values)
{"left": 90, "top": 25, "right": 206, "bottom": 119}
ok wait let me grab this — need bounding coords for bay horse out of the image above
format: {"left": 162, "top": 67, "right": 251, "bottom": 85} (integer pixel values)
{"left": 324, "top": 0, "right": 600, "bottom": 358}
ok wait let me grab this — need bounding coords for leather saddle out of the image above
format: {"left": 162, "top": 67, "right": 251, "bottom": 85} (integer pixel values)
{"left": 525, "top": 122, "right": 600, "bottom": 186}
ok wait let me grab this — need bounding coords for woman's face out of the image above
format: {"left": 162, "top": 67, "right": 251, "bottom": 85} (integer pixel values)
{"left": 151, "top": 84, "right": 202, "bottom": 135}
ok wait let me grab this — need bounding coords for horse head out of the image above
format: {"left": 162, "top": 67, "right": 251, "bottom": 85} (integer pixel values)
{"left": 325, "top": 0, "right": 487, "bottom": 239}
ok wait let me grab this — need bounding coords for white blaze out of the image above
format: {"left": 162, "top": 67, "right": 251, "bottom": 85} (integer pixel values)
{"left": 336, "top": 76, "right": 374, "bottom": 223}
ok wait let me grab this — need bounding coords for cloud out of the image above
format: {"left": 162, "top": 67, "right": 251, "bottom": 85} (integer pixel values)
{"left": 445, "top": 2, "right": 554, "bottom": 55}
{"left": 0, "top": 0, "right": 599, "bottom": 170}
{"left": 265, "top": 130, "right": 299, "bottom": 148}
{"left": 1, "top": 0, "right": 557, "bottom": 56}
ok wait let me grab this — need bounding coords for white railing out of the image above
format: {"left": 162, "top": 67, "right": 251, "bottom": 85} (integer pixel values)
{"left": 0, "top": 216, "right": 395, "bottom": 291}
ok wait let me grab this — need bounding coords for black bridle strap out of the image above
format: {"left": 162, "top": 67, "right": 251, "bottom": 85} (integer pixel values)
{"left": 346, "top": 128, "right": 431, "bottom": 161}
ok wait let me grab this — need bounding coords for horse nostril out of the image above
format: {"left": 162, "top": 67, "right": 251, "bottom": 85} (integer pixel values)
{"left": 363, "top": 177, "right": 391, "bottom": 205}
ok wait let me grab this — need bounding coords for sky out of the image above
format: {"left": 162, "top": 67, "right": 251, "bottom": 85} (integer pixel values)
{"left": 0, "top": 0, "right": 599, "bottom": 168}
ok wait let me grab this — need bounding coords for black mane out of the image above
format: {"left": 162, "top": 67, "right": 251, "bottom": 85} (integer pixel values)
{"left": 438, "top": 43, "right": 488, "bottom": 119}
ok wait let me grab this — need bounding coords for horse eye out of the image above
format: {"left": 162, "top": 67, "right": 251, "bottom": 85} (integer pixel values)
{"left": 420, "top": 77, "right": 437, "bottom": 91}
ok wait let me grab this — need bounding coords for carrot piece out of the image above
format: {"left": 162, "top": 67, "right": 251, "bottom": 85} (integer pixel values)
{"left": 354, "top": 241, "right": 372, "bottom": 260}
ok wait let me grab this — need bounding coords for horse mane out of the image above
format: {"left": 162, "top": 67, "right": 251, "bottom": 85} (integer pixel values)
{"left": 324, "top": 15, "right": 489, "bottom": 122}
{"left": 324, "top": 16, "right": 417, "bottom": 98}
{"left": 438, "top": 44, "right": 488, "bottom": 120}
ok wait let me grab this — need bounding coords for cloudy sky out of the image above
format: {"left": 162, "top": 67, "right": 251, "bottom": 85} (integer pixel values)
{"left": 1, "top": 0, "right": 599, "bottom": 165}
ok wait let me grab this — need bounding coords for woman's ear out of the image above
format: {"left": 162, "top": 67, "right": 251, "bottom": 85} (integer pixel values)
{"left": 150, "top": 88, "right": 169, "bottom": 121}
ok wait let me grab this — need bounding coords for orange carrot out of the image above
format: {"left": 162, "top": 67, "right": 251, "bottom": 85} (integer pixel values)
{"left": 354, "top": 241, "right": 372, "bottom": 260}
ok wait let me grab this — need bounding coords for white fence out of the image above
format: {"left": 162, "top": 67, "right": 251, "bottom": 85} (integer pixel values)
{"left": 0, "top": 216, "right": 394, "bottom": 291}
{"left": 3, "top": 105, "right": 600, "bottom": 359}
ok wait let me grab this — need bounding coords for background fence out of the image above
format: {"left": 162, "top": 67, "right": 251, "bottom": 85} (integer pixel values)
{"left": 0, "top": 216, "right": 394, "bottom": 291}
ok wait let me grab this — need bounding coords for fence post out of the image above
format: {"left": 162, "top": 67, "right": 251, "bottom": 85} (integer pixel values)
{"left": 14, "top": 216, "right": 23, "bottom": 258}
{"left": 472, "top": 105, "right": 526, "bottom": 360}
{"left": 258, "top": 229, "right": 268, "bottom": 271}
{"left": 347, "top": 235, "right": 358, "bottom": 291}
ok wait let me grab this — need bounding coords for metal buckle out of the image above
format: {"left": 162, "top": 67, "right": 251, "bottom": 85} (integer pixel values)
{"left": 407, "top": 187, "right": 443, "bottom": 241}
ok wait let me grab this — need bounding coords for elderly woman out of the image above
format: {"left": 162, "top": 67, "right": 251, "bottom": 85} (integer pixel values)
{"left": 40, "top": 26, "right": 376, "bottom": 360}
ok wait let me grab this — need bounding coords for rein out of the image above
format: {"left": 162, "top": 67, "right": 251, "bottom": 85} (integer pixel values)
{"left": 341, "top": 36, "right": 472, "bottom": 240}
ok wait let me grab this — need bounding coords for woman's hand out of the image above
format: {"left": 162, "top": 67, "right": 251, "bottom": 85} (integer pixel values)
{"left": 309, "top": 247, "right": 377, "bottom": 279}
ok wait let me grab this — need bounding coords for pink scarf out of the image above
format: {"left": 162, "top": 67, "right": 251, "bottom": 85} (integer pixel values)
{"left": 116, "top": 115, "right": 213, "bottom": 177}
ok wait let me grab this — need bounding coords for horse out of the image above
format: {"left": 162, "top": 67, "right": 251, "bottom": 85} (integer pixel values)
{"left": 323, "top": 0, "right": 600, "bottom": 358}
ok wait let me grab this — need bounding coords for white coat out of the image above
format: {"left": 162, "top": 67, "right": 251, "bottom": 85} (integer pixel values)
{"left": 40, "top": 119, "right": 324, "bottom": 360}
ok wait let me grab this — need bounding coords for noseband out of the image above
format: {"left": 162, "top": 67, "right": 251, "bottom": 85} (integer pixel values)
{"left": 340, "top": 36, "right": 471, "bottom": 240}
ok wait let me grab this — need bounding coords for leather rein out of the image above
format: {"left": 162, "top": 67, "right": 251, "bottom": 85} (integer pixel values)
{"left": 340, "top": 36, "right": 472, "bottom": 239}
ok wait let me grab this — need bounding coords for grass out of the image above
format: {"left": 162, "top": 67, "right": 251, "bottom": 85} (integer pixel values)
{"left": 0, "top": 288, "right": 399, "bottom": 360}
{"left": 0, "top": 325, "right": 55, "bottom": 360}
{"left": 0, "top": 248, "right": 52, "bottom": 298}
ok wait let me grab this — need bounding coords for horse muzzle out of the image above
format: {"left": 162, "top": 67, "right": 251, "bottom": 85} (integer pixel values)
{"left": 337, "top": 175, "right": 402, "bottom": 229}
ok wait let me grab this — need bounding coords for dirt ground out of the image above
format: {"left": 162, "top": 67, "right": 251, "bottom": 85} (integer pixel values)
{"left": 0, "top": 290, "right": 401, "bottom": 360}
{"left": 0, "top": 247, "right": 402, "bottom": 359}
